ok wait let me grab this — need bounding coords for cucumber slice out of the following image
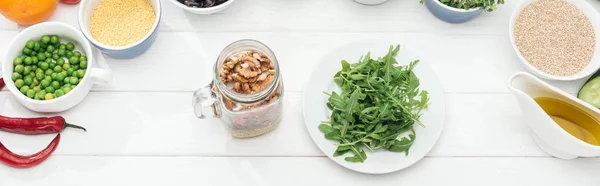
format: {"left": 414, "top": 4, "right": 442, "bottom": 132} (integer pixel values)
{"left": 578, "top": 76, "right": 600, "bottom": 108}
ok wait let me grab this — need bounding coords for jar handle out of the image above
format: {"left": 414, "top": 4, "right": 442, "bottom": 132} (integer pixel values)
{"left": 192, "top": 84, "right": 218, "bottom": 119}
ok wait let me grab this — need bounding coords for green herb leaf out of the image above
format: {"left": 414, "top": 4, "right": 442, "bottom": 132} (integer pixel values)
{"left": 320, "top": 45, "right": 430, "bottom": 163}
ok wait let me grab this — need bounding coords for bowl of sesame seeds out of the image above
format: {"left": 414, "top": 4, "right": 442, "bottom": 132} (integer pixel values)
{"left": 78, "top": 0, "right": 161, "bottom": 59}
{"left": 509, "top": 0, "right": 600, "bottom": 81}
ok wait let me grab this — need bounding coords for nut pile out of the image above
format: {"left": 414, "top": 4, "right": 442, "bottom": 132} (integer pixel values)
{"left": 220, "top": 51, "right": 276, "bottom": 94}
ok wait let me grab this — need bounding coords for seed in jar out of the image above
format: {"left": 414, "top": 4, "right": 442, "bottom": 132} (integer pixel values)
{"left": 89, "top": 0, "right": 156, "bottom": 47}
{"left": 220, "top": 51, "right": 276, "bottom": 94}
{"left": 514, "top": 0, "right": 596, "bottom": 76}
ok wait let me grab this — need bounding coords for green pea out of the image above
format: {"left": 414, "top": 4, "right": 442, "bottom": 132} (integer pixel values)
{"left": 66, "top": 68, "right": 74, "bottom": 75}
{"left": 80, "top": 56, "right": 87, "bottom": 61}
{"left": 74, "top": 51, "right": 81, "bottom": 57}
{"left": 54, "top": 89, "right": 65, "bottom": 98}
{"left": 14, "top": 65, "right": 24, "bottom": 74}
{"left": 49, "top": 61, "right": 55, "bottom": 69}
{"left": 45, "top": 87, "right": 54, "bottom": 94}
{"left": 41, "top": 35, "right": 51, "bottom": 44}
{"left": 61, "top": 71, "right": 68, "bottom": 78}
{"left": 20, "top": 86, "right": 29, "bottom": 94}
{"left": 31, "top": 51, "right": 37, "bottom": 56}
{"left": 45, "top": 52, "right": 52, "bottom": 58}
{"left": 66, "top": 43, "right": 75, "bottom": 51}
{"left": 13, "top": 57, "right": 23, "bottom": 66}
{"left": 62, "top": 63, "right": 71, "bottom": 70}
{"left": 33, "top": 41, "right": 41, "bottom": 51}
{"left": 15, "top": 79, "right": 24, "bottom": 88}
{"left": 46, "top": 45, "right": 55, "bottom": 53}
{"left": 26, "top": 89, "right": 35, "bottom": 98}
{"left": 45, "top": 69, "right": 53, "bottom": 75}
{"left": 53, "top": 66, "right": 63, "bottom": 73}
{"left": 40, "top": 62, "right": 49, "bottom": 70}
{"left": 56, "top": 73, "right": 65, "bottom": 82}
{"left": 45, "top": 93, "right": 54, "bottom": 100}
{"left": 59, "top": 44, "right": 66, "bottom": 50}
{"left": 33, "top": 86, "right": 41, "bottom": 93}
{"left": 11, "top": 72, "right": 21, "bottom": 81}
{"left": 31, "top": 56, "right": 38, "bottom": 65}
{"left": 23, "top": 48, "right": 32, "bottom": 56}
{"left": 36, "top": 90, "right": 45, "bottom": 99}
{"left": 36, "top": 68, "right": 44, "bottom": 74}
{"left": 56, "top": 58, "right": 65, "bottom": 66}
{"left": 23, "top": 76, "right": 32, "bottom": 85}
{"left": 23, "top": 66, "right": 32, "bottom": 75}
{"left": 76, "top": 70, "right": 86, "bottom": 78}
{"left": 63, "top": 87, "right": 72, "bottom": 94}
{"left": 39, "top": 43, "right": 47, "bottom": 51}
{"left": 40, "top": 79, "right": 50, "bottom": 88}
{"left": 50, "top": 35, "right": 59, "bottom": 44}
{"left": 79, "top": 60, "right": 88, "bottom": 69}
{"left": 66, "top": 51, "right": 73, "bottom": 58}
{"left": 69, "top": 56, "right": 79, "bottom": 65}
{"left": 57, "top": 48, "right": 66, "bottom": 57}
{"left": 52, "top": 81, "right": 60, "bottom": 89}
{"left": 52, "top": 54, "right": 59, "bottom": 60}
{"left": 69, "top": 77, "right": 79, "bottom": 85}
{"left": 37, "top": 53, "right": 46, "bottom": 61}
{"left": 25, "top": 40, "right": 35, "bottom": 49}
{"left": 63, "top": 78, "right": 70, "bottom": 84}
{"left": 72, "top": 65, "right": 80, "bottom": 71}
{"left": 32, "top": 78, "right": 39, "bottom": 86}
{"left": 51, "top": 73, "right": 58, "bottom": 80}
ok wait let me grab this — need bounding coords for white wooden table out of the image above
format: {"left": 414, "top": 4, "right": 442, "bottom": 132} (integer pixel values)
{"left": 1, "top": 0, "right": 599, "bottom": 185}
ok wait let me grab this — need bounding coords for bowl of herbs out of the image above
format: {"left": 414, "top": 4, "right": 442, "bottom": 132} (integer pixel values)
{"left": 422, "top": 0, "right": 504, "bottom": 23}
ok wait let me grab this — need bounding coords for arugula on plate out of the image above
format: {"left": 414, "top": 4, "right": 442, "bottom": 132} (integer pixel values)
{"left": 319, "top": 45, "right": 430, "bottom": 163}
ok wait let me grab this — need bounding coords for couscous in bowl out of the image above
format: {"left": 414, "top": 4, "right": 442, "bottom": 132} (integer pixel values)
{"left": 78, "top": 0, "right": 161, "bottom": 59}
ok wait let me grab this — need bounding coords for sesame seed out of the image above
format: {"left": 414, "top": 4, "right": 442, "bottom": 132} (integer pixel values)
{"left": 514, "top": 0, "right": 595, "bottom": 76}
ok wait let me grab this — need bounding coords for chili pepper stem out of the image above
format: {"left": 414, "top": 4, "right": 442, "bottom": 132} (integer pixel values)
{"left": 64, "top": 123, "right": 87, "bottom": 132}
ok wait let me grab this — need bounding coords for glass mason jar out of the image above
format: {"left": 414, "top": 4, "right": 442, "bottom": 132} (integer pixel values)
{"left": 193, "top": 39, "right": 284, "bottom": 138}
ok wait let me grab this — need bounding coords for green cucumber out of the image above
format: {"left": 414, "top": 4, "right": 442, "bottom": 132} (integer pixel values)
{"left": 578, "top": 71, "right": 600, "bottom": 108}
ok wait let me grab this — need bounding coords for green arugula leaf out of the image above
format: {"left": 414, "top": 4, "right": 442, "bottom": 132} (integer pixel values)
{"left": 320, "top": 45, "right": 430, "bottom": 163}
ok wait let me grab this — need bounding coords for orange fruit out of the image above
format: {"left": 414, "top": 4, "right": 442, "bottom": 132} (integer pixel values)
{"left": 0, "top": 0, "right": 58, "bottom": 25}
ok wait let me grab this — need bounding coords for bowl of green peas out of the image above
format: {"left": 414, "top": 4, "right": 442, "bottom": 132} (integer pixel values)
{"left": 2, "top": 22, "right": 112, "bottom": 113}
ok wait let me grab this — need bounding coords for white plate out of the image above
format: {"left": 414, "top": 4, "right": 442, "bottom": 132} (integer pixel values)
{"left": 302, "top": 41, "right": 446, "bottom": 174}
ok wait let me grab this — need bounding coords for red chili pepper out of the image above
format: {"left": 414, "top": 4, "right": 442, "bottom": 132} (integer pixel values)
{"left": 0, "top": 115, "right": 86, "bottom": 135}
{"left": 0, "top": 78, "right": 5, "bottom": 90}
{"left": 61, "top": 0, "right": 80, "bottom": 4}
{"left": 0, "top": 134, "right": 60, "bottom": 168}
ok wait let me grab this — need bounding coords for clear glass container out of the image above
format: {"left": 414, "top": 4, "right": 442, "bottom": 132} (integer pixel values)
{"left": 193, "top": 39, "right": 284, "bottom": 138}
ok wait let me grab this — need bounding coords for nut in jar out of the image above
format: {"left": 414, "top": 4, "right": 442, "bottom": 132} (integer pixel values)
{"left": 193, "top": 39, "right": 284, "bottom": 138}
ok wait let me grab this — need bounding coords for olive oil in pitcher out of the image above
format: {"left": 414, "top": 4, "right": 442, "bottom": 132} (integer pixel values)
{"left": 534, "top": 97, "right": 600, "bottom": 146}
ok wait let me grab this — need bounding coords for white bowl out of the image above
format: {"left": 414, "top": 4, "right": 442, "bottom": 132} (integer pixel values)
{"left": 168, "top": 0, "right": 235, "bottom": 15}
{"left": 353, "top": 0, "right": 390, "bottom": 5}
{"left": 2, "top": 22, "right": 112, "bottom": 113}
{"left": 509, "top": 0, "right": 600, "bottom": 81}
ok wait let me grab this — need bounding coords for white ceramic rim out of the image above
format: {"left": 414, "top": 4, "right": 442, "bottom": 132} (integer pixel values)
{"left": 167, "top": 0, "right": 235, "bottom": 12}
{"left": 508, "top": 0, "right": 600, "bottom": 81}
{"left": 78, "top": 0, "right": 162, "bottom": 50}
{"left": 432, "top": 0, "right": 482, "bottom": 12}
{"left": 3, "top": 22, "right": 94, "bottom": 105}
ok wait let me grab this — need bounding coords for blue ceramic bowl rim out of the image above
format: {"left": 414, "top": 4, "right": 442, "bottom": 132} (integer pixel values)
{"left": 78, "top": 0, "right": 162, "bottom": 51}
{"left": 431, "top": 0, "right": 482, "bottom": 13}
{"left": 168, "top": 0, "right": 236, "bottom": 12}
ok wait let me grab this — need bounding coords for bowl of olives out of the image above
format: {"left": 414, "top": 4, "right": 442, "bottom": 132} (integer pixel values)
{"left": 169, "top": 0, "right": 235, "bottom": 15}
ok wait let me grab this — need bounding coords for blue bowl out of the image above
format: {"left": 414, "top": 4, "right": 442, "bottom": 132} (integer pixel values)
{"left": 78, "top": 0, "right": 162, "bottom": 59}
{"left": 424, "top": 0, "right": 483, "bottom": 23}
